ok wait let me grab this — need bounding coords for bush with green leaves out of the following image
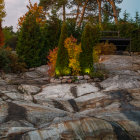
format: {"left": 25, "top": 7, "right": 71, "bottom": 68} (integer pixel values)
{"left": 16, "top": 12, "right": 46, "bottom": 68}
{"left": 0, "top": 47, "right": 26, "bottom": 73}
{"left": 0, "top": 48, "right": 11, "bottom": 72}
{"left": 90, "top": 63, "right": 108, "bottom": 80}
{"left": 55, "top": 22, "right": 70, "bottom": 76}
{"left": 94, "top": 41, "right": 117, "bottom": 56}
{"left": 80, "top": 23, "right": 100, "bottom": 74}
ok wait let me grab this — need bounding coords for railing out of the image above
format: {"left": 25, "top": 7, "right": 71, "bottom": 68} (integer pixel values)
{"left": 100, "top": 31, "right": 120, "bottom": 38}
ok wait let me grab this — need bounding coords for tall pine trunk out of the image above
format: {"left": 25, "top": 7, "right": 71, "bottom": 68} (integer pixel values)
{"left": 97, "top": 0, "right": 102, "bottom": 26}
{"left": 78, "top": 0, "right": 88, "bottom": 27}
{"left": 75, "top": 4, "right": 80, "bottom": 23}
{"left": 63, "top": 4, "right": 66, "bottom": 21}
{"left": 0, "top": 21, "right": 4, "bottom": 47}
{"left": 107, "top": 0, "right": 118, "bottom": 24}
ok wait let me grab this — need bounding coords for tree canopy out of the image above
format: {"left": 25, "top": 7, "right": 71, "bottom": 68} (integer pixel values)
{"left": 39, "top": 0, "right": 123, "bottom": 26}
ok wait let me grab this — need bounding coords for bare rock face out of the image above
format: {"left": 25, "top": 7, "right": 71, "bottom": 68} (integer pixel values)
{"left": 0, "top": 55, "right": 140, "bottom": 140}
{"left": 35, "top": 65, "right": 48, "bottom": 75}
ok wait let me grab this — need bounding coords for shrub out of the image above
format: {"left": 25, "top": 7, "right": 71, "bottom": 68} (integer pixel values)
{"left": 55, "top": 22, "right": 70, "bottom": 76}
{"left": 90, "top": 64, "right": 108, "bottom": 80}
{"left": 90, "top": 71, "right": 104, "bottom": 80}
{"left": 64, "top": 36, "right": 82, "bottom": 75}
{"left": 0, "top": 47, "right": 26, "bottom": 73}
{"left": 47, "top": 47, "right": 58, "bottom": 77}
{"left": 94, "top": 41, "right": 116, "bottom": 56}
{"left": 0, "top": 48, "right": 11, "bottom": 72}
{"left": 93, "top": 49, "right": 100, "bottom": 63}
{"left": 9, "top": 53, "right": 26, "bottom": 73}
{"left": 80, "top": 24, "right": 100, "bottom": 74}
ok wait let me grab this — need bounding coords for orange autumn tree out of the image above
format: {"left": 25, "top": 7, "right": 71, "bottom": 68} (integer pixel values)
{"left": 64, "top": 36, "right": 82, "bottom": 75}
{"left": 18, "top": 0, "right": 46, "bottom": 28}
{"left": 47, "top": 47, "right": 58, "bottom": 77}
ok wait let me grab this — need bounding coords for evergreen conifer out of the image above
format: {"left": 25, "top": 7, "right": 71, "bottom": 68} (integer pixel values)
{"left": 55, "top": 22, "right": 70, "bottom": 76}
{"left": 80, "top": 23, "right": 100, "bottom": 74}
{"left": 16, "top": 12, "right": 46, "bottom": 68}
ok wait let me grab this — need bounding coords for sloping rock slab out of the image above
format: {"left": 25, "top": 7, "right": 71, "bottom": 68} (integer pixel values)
{"left": 101, "top": 75, "right": 140, "bottom": 91}
{"left": 34, "top": 83, "right": 99, "bottom": 100}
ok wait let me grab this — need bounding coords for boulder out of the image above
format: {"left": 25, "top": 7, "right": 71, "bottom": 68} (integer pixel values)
{"left": 24, "top": 71, "right": 43, "bottom": 79}
{"left": 101, "top": 75, "right": 140, "bottom": 91}
{"left": 18, "top": 85, "right": 41, "bottom": 95}
{"left": 35, "top": 65, "right": 48, "bottom": 75}
{"left": 84, "top": 75, "right": 90, "bottom": 80}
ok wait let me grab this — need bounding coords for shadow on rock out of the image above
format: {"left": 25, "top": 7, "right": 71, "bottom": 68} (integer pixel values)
{"left": 109, "top": 90, "right": 140, "bottom": 126}
{"left": 5, "top": 102, "right": 27, "bottom": 122}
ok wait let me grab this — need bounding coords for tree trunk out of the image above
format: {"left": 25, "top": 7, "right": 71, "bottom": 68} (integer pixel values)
{"left": 63, "top": 4, "right": 66, "bottom": 21}
{"left": 0, "top": 21, "right": 4, "bottom": 47}
{"left": 78, "top": 0, "right": 88, "bottom": 27}
{"left": 75, "top": 4, "right": 80, "bottom": 24}
{"left": 106, "top": 0, "right": 118, "bottom": 24}
{"left": 97, "top": 0, "right": 102, "bottom": 26}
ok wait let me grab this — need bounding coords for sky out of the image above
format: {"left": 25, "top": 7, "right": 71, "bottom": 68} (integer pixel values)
{"left": 3, "top": 0, "right": 140, "bottom": 31}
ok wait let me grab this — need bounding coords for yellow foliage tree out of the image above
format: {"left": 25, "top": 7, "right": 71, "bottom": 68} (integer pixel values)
{"left": 64, "top": 36, "right": 82, "bottom": 75}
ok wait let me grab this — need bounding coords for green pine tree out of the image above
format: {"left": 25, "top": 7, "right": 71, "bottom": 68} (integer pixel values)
{"left": 55, "top": 22, "right": 70, "bottom": 76}
{"left": 44, "top": 9, "right": 61, "bottom": 57}
{"left": 80, "top": 23, "right": 100, "bottom": 74}
{"left": 16, "top": 12, "right": 46, "bottom": 68}
{"left": 123, "top": 10, "right": 129, "bottom": 22}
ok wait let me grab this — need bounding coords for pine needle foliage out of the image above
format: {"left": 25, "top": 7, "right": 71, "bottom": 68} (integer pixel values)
{"left": 80, "top": 23, "right": 100, "bottom": 74}
{"left": 16, "top": 12, "right": 46, "bottom": 68}
{"left": 55, "top": 22, "right": 70, "bottom": 76}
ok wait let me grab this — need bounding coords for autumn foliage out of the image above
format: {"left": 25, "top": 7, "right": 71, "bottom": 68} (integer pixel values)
{"left": 94, "top": 41, "right": 116, "bottom": 55}
{"left": 64, "top": 36, "right": 82, "bottom": 75}
{"left": 47, "top": 47, "right": 58, "bottom": 77}
{"left": 18, "top": 0, "right": 46, "bottom": 28}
